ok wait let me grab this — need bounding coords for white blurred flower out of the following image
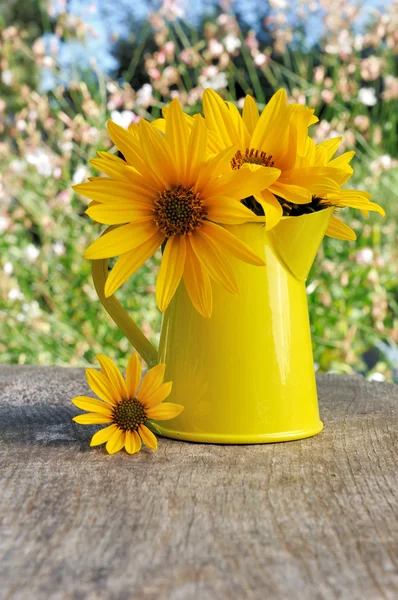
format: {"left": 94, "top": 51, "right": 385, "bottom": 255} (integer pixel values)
{"left": 26, "top": 149, "right": 53, "bottom": 177}
{"left": 110, "top": 110, "right": 135, "bottom": 129}
{"left": 354, "top": 34, "right": 364, "bottom": 51}
{"left": 10, "top": 159, "right": 25, "bottom": 173}
{"left": 43, "top": 56, "right": 55, "bottom": 68}
{"left": 59, "top": 141, "right": 73, "bottom": 153}
{"left": 358, "top": 87, "right": 377, "bottom": 107}
{"left": 199, "top": 67, "right": 228, "bottom": 91}
{"left": 136, "top": 84, "right": 153, "bottom": 108}
{"left": 269, "top": 0, "right": 287, "bottom": 7}
{"left": 52, "top": 242, "right": 66, "bottom": 256}
{"left": 4, "top": 262, "right": 13, "bottom": 275}
{"left": 32, "top": 37, "right": 46, "bottom": 56}
{"left": 1, "top": 70, "right": 13, "bottom": 86}
{"left": 16, "top": 119, "right": 27, "bottom": 131}
{"left": 0, "top": 215, "right": 10, "bottom": 232}
{"left": 25, "top": 244, "right": 40, "bottom": 262}
{"left": 380, "top": 155, "right": 393, "bottom": 168}
{"left": 370, "top": 154, "right": 398, "bottom": 171}
{"left": 208, "top": 39, "right": 224, "bottom": 58}
{"left": 87, "top": 126, "right": 99, "bottom": 144}
{"left": 254, "top": 53, "right": 268, "bottom": 67}
{"left": 8, "top": 288, "right": 24, "bottom": 301}
{"left": 72, "top": 165, "right": 87, "bottom": 185}
{"left": 22, "top": 300, "right": 42, "bottom": 319}
{"left": 356, "top": 248, "right": 374, "bottom": 265}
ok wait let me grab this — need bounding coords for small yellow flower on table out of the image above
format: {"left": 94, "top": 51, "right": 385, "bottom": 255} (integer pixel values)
{"left": 71, "top": 353, "right": 183, "bottom": 455}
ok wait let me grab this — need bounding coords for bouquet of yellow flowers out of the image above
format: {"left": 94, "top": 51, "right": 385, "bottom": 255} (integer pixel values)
{"left": 74, "top": 89, "right": 383, "bottom": 319}
{"left": 72, "top": 89, "right": 384, "bottom": 450}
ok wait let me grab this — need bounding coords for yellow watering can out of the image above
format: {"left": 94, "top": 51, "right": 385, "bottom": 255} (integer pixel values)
{"left": 92, "top": 207, "right": 334, "bottom": 444}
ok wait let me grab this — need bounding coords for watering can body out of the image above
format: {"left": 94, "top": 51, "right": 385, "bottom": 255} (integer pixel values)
{"left": 93, "top": 207, "right": 333, "bottom": 444}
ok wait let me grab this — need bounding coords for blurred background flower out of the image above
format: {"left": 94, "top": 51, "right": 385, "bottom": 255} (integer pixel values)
{"left": 0, "top": 0, "right": 397, "bottom": 381}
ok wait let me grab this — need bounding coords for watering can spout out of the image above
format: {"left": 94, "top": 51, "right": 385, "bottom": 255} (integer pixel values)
{"left": 266, "top": 207, "right": 334, "bottom": 282}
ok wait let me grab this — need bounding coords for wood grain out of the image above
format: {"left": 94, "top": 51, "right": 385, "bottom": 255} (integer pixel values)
{"left": 0, "top": 366, "right": 397, "bottom": 600}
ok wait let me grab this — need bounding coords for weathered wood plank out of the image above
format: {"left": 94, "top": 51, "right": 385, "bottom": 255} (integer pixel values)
{"left": 0, "top": 366, "right": 397, "bottom": 599}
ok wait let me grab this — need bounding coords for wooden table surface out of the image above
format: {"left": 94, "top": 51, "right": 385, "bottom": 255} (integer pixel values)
{"left": 0, "top": 365, "right": 397, "bottom": 600}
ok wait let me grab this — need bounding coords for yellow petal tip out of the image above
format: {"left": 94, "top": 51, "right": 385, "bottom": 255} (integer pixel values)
{"left": 104, "top": 284, "right": 113, "bottom": 298}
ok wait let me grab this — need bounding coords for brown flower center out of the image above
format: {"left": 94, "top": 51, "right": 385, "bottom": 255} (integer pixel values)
{"left": 112, "top": 398, "right": 147, "bottom": 432}
{"left": 154, "top": 184, "right": 207, "bottom": 237}
{"left": 231, "top": 148, "right": 275, "bottom": 170}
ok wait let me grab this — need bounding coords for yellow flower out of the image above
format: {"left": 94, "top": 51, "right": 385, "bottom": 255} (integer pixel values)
{"left": 72, "top": 353, "right": 183, "bottom": 455}
{"left": 202, "top": 88, "right": 333, "bottom": 229}
{"left": 73, "top": 99, "right": 280, "bottom": 318}
{"left": 296, "top": 136, "right": 385, "bottom": 240}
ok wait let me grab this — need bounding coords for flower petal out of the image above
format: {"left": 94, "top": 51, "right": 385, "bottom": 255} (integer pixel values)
{"left": 85, "top": 368, "right": 117, "bottom": 405}
{"left": 106, "top": 428, "right": 126, "bottom": 454}
{"left": 107, "top": 120, "right": 159, "bottom": 185}
{"left": 314, "top": 137, "right": 343, "bottom": 164}
{"left": 84, "top": 220, "right": 158, "bottom": 260}
{"left": 280, "top": 168, "right": 343, "bottom": 195}
{"left": 156, "top": 234, "right": 186, "bottom": 313}
{"left": 251, "top": 89, "right": 287, "bottom": 151}
{"left": 203, "top": 165, "right": 281, "bottom": 200}
{"left": 90, "top": 157, "right": 131, "bottom": 181}
{"left": 137, "top": 364, "right": 166, "bottom": 401}
{"left": 86, "top": 205, "right": 154, "bottom": 226}
{"left": 205, "top": 197, "right": 259, "bottom": 224}
{"left": 90, "top": 423, "right": 119, "bottom": 447}
{"left": 202, "top": 89, "right": 241, "bottom": 149}
{"left": 104, "top": 229, "right": 164, "bottom": 297}
{"left": 195, "top": 146, "right": 237, "bottom": 192}
{"left": 146, "top": 403, "right": 184, "bottom": 420}
{"left": 73, "top": 178, "right": 155, "bottom": 203}
{"left": 96, "top": 354, "right": 127, "bottom": 400}
{"left": 328, "top": 195, "right": 385, "bottom": 216}
{"left": 186, "top": 115, "right": 207, "bottom": 186}
{"left": 327, "top": 151, "right": 355, "bottom": 170}
{"left": 73, "top": 413, "right": 113, "bottom": 425}
{"left": 165, "top": 99, "right": 190, "bottom": 177}
{"left": 270, "top": 182, "right": 312, "bottom": 204}
{"left": 183, "top": 239, "right": 213, "bottom": 319}
{"left": 138, "top": 119, "right": 177, "bottom": 188}
{"left": 226, "top": 101, "right": 251, "bottom": 149}
{"left": 254, "top": 189, "right": 283, "bottom": 230}
{"left": 242, "top": 94, "right": 259, "bottom": 136}
{"left": 325, "top": 216, "right": 357, "bottom": 241}
{"left": 190, "top": 231, "right": 239, "bottom": 295}
{"left": 107, "top": 120, "right": 143, "bottom": 166}
{"left": 97, "top": 151, "right": 128, "bottom": 164}
{"left": 138, "top": 424, "right": 158, "bottom": 450}
{"left": 200, "top": 221, "right": 265, "bottom": 266}
{"left": 71, "top": 396, "right": 114, "bottom": 415}
{"left": 126, "top": 353, "right": 142, "bottom": 399}
{"left": 140, "top": 382, "right": 173, "bottom": 408}
{"left": 125, "top": 430, "right": 142, "bottom": 454}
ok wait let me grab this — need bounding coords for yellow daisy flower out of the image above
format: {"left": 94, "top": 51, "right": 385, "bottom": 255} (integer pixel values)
{"left": 202, "top": 88, "right": 337, "bottom": 229}
{"left": 72, "top": 353, "right": 183, "bottom": 455}
{"left": 294, "top": 136, "right": 385, "bottom": 240}
{"left": 73, "top": 99, "right": 280, "bottom": 318}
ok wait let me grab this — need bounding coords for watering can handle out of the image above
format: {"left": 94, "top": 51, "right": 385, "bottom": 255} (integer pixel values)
{"left": 92, "top": 258, "right": 159, "bottom": 368}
